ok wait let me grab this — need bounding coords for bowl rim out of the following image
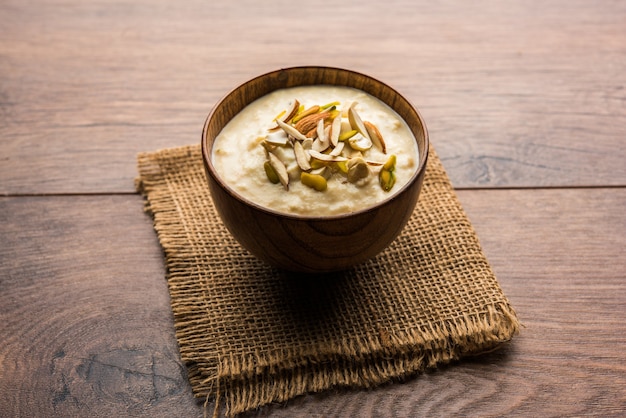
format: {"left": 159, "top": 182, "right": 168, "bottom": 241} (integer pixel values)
{"left": 201, "top": 65, "right": 429, "bottom": 221}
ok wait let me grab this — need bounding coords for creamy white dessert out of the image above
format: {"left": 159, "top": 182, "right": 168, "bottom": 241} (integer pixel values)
{"left": 211, "top": 85, "right": 419, "bottom": 216}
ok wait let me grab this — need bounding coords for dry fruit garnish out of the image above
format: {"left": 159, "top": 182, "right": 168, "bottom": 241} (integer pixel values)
{"left": 379, "top": 154, "right": 397, "bottom": 192}
{"left": 300, "top": 172, "right": 328, "bottom": 191}
{"left": 261, "top": 99, "right": 393, "bottom": 192}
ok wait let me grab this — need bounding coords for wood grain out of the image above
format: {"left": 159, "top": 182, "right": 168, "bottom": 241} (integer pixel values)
{"left": 1, "top": 189, "right": 624, "bottom": 417}
{"left": 0, "top": 195, "right": 202, "bottom": 417}
{"left": 1, "top": 0, "right": 625, "bottom": 416}
{"left": 1, "top": 0, "right": 625, "bottom": 194}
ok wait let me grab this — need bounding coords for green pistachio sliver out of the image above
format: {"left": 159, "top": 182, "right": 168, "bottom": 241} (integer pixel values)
{"left": 335, "top": 160, "right": 348, "bottom": 174}
{"left": 291, "top": 105, "right": 320, "bottom": 123}
{"left": 264, "top": 161, "right": 279, "bottom": 184}
{"left": 301, "top": 172, "right": 327, "bottom": 192}
{"left": 379, "top": 169, "right": 396, "bottom": 191}
{"left": 310, "top": 159, "right": 329, "bottom": 169}
{"left": 379, "top": 154, "right": 397, "bottom": 191}
{"left": 383, "top": 154, "right": 397, "bottom": 171}
{"left": 338, "top": 129, "right": 358, "bottom": 142}
{"left": 320, "top": 101, "right": 340, "bottom": 110}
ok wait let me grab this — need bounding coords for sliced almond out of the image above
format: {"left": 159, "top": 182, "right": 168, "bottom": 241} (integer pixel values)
{"left": 268, "top": 152, "right": 289, "bottom": 190}
{"left": 340, "top": 120, "right": 352, "bottom": 134}
{"left": 324, "top": 124, "right": 331, "bottom": 141}
{"left": 276, "top": 119, "right": 308, "bottom": 142}
{"left": 316, "top": 118, "right": 327, "bottom": 143}
{"left": 329, "top": 141, "right": 345, "bottom": 156}
{"left": 312, "top": 120, "right": 330, "bottom": 152}
{"left": 330, "top": 114, "right": 341, "bottom": 147}
{"left": 293, "top": 141, "right": 311, "bottom": 171}
{"left": 308, "top": 149, "right": 348, "bottom": 162}
{"left": 364, "top": 121, "right": 387, "bottom": 153}
{"left": 348, "top": 103, "right": 371, "bottom": 140}
{"left": 269, "top": 99, "right": 300, "bottom": 130}
{"left": 311, "top": 137, "right": 324, "bottom": 152}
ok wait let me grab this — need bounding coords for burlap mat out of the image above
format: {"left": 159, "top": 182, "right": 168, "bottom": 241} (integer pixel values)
{"left": 136, "top": 144, "right": 519, "bottom": 417}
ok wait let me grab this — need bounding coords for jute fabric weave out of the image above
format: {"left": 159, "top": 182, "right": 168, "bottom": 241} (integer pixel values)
{"left": 136, "top": 144, "right": 519, "bottom": 416}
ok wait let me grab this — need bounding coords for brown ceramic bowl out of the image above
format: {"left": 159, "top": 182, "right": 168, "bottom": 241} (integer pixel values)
{"left": 201, "top": 66, "right": 429, "bottom": 273}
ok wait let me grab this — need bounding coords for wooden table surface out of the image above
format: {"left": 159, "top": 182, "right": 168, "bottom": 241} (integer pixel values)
{"left": 2, "top": 0, "right": 625, "bottom": 416}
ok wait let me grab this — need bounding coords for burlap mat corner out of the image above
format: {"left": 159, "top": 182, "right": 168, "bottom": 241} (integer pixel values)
{"left": 136, "top": 143, "right": 520, "bottom": 417}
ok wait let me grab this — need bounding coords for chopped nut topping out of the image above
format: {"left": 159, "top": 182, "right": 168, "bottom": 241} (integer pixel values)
{"left": 293, "top": 141, "right": 311, "bottom": 171}
{"left": 268, "top": 152, "right": 289, "bottom": 190}
{"left": 364, "top": 120, "right": 387, "bottom": 154}
{"left": 260, "top": 99, "right": 397, "bottom": 193}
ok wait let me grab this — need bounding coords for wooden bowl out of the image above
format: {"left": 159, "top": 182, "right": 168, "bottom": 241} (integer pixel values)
{"left": 201, "top": 66, "right": 429, "bottom": 273}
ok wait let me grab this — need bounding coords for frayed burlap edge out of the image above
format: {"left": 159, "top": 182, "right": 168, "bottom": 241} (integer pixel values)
{"left": 199, "top": 303, "right": 518, "bottom": 416}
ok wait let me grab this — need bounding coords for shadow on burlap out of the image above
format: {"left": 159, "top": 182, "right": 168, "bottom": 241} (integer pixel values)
{"left": 136, "top": 144, "right": 519, "bottom": 417}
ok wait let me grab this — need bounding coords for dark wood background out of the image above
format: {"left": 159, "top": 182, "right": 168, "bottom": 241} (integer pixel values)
{"left": 1, "top": 0, "right": 625, "bottom": 416}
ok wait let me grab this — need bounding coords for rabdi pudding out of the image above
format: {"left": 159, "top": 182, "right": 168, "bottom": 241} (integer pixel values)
{"left": 211, "top": 85, "right": 419, "bottom": 216}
